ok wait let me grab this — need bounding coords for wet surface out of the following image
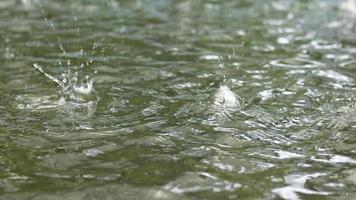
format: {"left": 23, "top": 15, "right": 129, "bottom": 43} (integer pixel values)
{"left": 0, "top": 0, "right": 356, "bottom": 199}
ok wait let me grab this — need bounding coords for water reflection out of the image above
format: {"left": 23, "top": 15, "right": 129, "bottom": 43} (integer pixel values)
{"left": 273, "top": 173, "right": 331, "bottom": 200}
{"left": 0, "top": 0, "right": 356, "bottom": 200}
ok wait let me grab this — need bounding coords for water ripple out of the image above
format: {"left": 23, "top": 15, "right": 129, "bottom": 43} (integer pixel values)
{"left": 1, "top": 0, "right": 356, "bottom": 199}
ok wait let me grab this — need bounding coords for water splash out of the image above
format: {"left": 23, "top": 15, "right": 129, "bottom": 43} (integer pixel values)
{"left": 209, "top": 85, "right": 245, "bottom": 121}
{"left": 33, "top": 63, "right": 96, "bottom": 103}
{"left": 31, "top": 1, "right": 104, "bottom": 104}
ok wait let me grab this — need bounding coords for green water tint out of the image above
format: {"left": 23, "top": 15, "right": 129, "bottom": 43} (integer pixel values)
{"left": 1, "top": 0, "right": 356, "bottom": 199}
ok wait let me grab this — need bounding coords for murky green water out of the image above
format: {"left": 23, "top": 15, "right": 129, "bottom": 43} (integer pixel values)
{"left": 0, "top": 0, "right": 356, "bottom": 199}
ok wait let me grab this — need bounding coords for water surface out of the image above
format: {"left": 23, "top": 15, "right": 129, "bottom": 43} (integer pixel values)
{"left": 0, "top": 0, "right": 356, "bottom": 199}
